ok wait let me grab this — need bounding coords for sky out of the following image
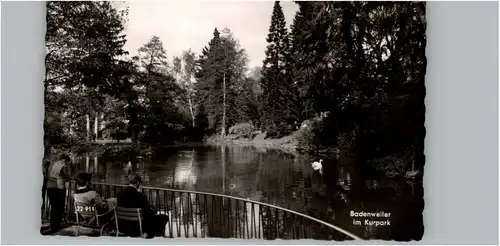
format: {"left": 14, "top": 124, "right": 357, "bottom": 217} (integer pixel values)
{"left": 117, "top": 1, "right": 298, "bottom": 69}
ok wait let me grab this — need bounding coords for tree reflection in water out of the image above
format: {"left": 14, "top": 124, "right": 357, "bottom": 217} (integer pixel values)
{"left": 66, "top": 145, "right": 423, "bottom": 240}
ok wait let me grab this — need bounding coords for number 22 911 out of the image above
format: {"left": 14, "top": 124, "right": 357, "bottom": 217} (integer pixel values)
{"left": 76, "top": 206, "right": 95, "bottom": 212}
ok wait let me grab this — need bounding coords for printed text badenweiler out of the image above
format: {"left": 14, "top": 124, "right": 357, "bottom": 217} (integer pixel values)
{"left": 350, "top": 210, "right": 391, "bottom": 227}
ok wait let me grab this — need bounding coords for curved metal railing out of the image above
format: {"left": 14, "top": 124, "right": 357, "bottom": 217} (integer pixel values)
{"left": 42, "top": 181, "right": 361, "bottom": 240}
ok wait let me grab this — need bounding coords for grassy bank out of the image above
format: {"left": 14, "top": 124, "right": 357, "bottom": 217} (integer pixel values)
{"left": 205, "top": 130, "right": 300, "bottom": 155}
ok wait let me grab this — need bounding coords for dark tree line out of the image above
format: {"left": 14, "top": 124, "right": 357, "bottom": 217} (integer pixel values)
{"left": 44, "top": 2, "right": 261, "bottom": 149}
{"left": 259, "top": 1, "right": 426, "bottom": 175}
{"left": 45, "top": 2, "right": 188, "bottom": 150}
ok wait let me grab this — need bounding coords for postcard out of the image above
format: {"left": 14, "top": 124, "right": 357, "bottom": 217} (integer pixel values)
{"left": 41, "top": 1, "right": 426, "bottom": 241}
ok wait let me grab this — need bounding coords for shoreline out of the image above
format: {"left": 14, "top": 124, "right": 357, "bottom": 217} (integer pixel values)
{"left": 50, "top": 137, "right": 420, "bottom": 181}
{"left": 205, "top": 134, "right": 300, "bottom": 155}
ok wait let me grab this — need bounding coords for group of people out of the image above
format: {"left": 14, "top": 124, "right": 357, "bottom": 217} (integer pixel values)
{"left": 42, "top": 152, "right": 169, "bottom": 238}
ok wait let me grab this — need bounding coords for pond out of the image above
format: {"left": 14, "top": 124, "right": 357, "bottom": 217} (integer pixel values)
{"left": 67, "top": 144, "right": 423, "bottom": 240}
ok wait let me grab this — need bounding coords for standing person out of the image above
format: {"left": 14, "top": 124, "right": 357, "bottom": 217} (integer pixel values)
{"left": 45, "top": 153, "right": 71, "bottom": 233}
{"left": 116, "top": 173, "right": 169, "bottom": 238}
{"left": 41, "top": 147, "right": 53, "bottom": 211}
{"left": 41, "top": 159, "right": 50, "bottom": 216}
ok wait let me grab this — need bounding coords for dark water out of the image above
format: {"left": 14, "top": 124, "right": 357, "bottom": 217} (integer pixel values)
{"left": 68, "top": 145, "right": 423, "bottom": 240}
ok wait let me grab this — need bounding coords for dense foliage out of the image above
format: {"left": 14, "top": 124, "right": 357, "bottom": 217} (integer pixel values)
{"left": 194, "top": 28, "right": 259, "bottom": 137}
{"left": 44, "top": 1, "right": 426, "bottom": 176}
{"left": 260, "top": 1, "right": 299, "bottom": 137}
{"left": 45, "top": 2, "right": 190, "bottom": 149}
{"left": 289, "top": 2, "right": 426, "bottom": 175}
{"left": 45, "top": 1, "right": 130, "bottom": 146}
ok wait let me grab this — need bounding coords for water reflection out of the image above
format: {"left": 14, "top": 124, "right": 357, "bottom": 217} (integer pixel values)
{"left": 67, "top": 145, "right": 423, "bottom": 240}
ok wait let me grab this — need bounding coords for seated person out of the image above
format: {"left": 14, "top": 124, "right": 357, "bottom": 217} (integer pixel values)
{"left": 116, "top": 173, "right": 169, "bottom": 238}
{"left": 73, "top": 173, "right": 113, "bottom": 224}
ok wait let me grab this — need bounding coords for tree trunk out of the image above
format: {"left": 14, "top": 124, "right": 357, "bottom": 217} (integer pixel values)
{"left": 100, "top": 113, "right": 105, "bottom": 138}
{"left": 85, "top": 154, "right": 90, "bottom": 173}
{"left": 130, "top": 111, "right": 139, "bottom": 169}
{"left": 188, "top": 94, "right": 195, "bottom": 128}
{"left": 221, "top": 73, "right": 227, "bottom": 137}
{"left": 130, "top": 125, "right": 139, "bottom": 172}
{"left": 86, "top": 114, "right": 90, "bottom": 142}
{"left": 221, "top": 145, "right": 226, "bottom": 194}
{"left": 94, "top": 114, "right": 98, "bottom": 141}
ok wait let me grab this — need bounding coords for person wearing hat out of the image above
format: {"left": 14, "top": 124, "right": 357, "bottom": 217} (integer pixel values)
{"left": 116, "top": 172, "right": 168, "bottom": 238}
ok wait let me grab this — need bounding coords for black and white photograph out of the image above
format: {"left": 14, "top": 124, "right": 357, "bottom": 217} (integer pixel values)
{"left": 41, "top": 0, "right": 426, "bottom": 241}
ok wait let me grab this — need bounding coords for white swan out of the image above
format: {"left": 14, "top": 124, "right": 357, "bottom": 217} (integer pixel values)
{"left": 311, "top": 159, "right": 323, "bottom": 174}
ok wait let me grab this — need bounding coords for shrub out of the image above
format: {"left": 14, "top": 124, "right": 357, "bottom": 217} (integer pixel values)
{"left": 296, "top": 118, "right": 323, "bottom": 152}
{"left": 110, "top": 130, "right": 129, "bottom": 143}
{"left": 264, "top": 121, "right": 295, "bottom": 138}
{"left": 228, "top": 122, "right": 255, "bottom": 139}
{"left": 370, "top": 156, "right": 406, "bottom": 178}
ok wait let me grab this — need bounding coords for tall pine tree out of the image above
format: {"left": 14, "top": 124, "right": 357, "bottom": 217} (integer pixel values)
{"left": 290, "top": 1, "right": 332, "bottom": 121}
{"left": 195, "top": 28, "right": 224, "bottom": 134}
{"left": 195, "top": 28, "right": 249, "bottom": 136}
{"left": 260, "top": 1, "right": 297, "bottom": 137}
